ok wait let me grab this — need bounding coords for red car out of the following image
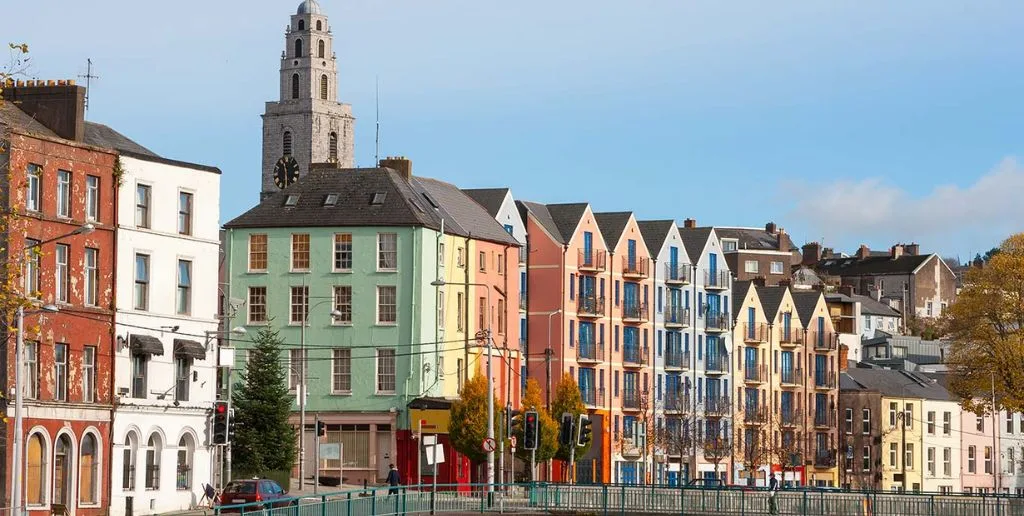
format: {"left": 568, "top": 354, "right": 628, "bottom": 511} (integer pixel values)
{"left": 218, "top": 479, "right": 293, "bottom": 512}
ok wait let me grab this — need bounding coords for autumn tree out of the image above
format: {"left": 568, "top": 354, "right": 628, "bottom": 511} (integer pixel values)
{"left": 449, "top": 373, "right": 500, "bottom": 466}
{"left": 697, "top": 397, "right": 735, "bottom": 481}
{"left": 512, "top": 378, "right": 558, "bottom": 466}
{"left": 947, "top": 233, "right": 1024, "bottom": 412}
{"left": 550, "top": 373, "right": 590, "bottom": 462}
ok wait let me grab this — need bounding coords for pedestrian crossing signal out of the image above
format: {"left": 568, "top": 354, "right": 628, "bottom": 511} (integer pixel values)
{"left": 576, "top": 414, "right": 592, "bottom": 447}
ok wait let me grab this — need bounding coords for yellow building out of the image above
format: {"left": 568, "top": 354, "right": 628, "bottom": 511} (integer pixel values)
{"left": 880, "top": 395, "right": 924, "bottom": 492}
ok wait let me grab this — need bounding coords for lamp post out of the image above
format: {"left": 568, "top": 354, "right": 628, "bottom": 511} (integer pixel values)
{"left": 298, "top": 298, "right": 343, "bottom": 491}
{"left": 431, "top": 280, "right": 495, "bottom": 493}
{"left": 11, "top": 223, "right": 93, "bottom": 516}
{"left": 206, "top": 326, "right": 247, "bottom": 488}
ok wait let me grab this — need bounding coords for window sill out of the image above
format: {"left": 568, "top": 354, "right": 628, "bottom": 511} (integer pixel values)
{"left": 290, "top": 270, "right": 311, "bottom": 274}
{"left": 331, "top": 322, "right": 353, "bottom": 327}
{"left": 331, "top": 391, "right": 353, "bottom": 396}
{"left": 376, "top": 322, "right": 398, "bottom": 327}
{"left": 332, "top": 269, "right": 353, "bottom": 274}
{"left": 247, "top": 270, "right": 269, "bottom": 274}
{"left": 375, "top": 391, "right": 397, "bottom": 396}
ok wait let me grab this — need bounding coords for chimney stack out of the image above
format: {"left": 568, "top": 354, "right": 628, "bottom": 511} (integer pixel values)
{"left": 856, "top": 245, "right": 871, "bottom": 260}
{"left": 840, "top": 284, "right": 855, "bottom": 297}
{"left": 765, "top": 221, "right": 778, "bottom": 234}
{"left": 822, "top": 247, "right": 834, "bottom": 259}
{"left": 683, "top": 218, "right": 697, "bottom": 229}
{"left": 1, "top": 81, "right": 85, "bottom": 141}
{"left": 802, "top": 242, "right": 822, "bottom": 266}
{"left": 890, "top": 244, "right": 904, "bottom": 260}
{"left": 905, "top": 243, "right": 920, "bottom": 256}
{"left": 379, "top": 156, "right": 412, "bottom": 181}
{"left": 839, "top": 344, "right": 849, "bottom": 371}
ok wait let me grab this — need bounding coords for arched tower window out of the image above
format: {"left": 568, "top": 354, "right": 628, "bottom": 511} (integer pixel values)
{"left": 294, "top": 38, "right": 303, "bottom": 58}
{"left": 291, "top": 74, "right": 299, "bottom": 99}
{"left": 283, "top": 132, "right": 293, "bottom": 156}
{"left": 329, "top": 132, "right": 338, "bottom": 162}
{"left": 318, "top": 40, "right": 325, "bottom": 58}
{"left": 316, "top": 20, "right": 322, "bottom": 31}
{"left": 298, "top": 19, "right": 305, "bottom": 31}
{"left": 320, "top": 75, "right": 328, "bottom": 100}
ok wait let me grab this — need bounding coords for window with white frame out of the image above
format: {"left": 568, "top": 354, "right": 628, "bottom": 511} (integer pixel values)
{"left": 377, "top": 349, "right": 396, "bottom": 393}
{"left": 770, "top": 261, "right": 784, "bottom": 274}
{"left": 1008, "top": 412, "right": 1015, "bottom": 434}
{"left": 332, "top": 349, "right": 351, "bottom": 393}
{"left": 131, "top": 353, "right": 149, "bottom": 398}
{"left": 927, "top": 411, "right": 935, "bottom": 434}
{"left": 84, "top": 248, "right": 99, "bottom": 306}
{"left": 57, "top": 170, "right": 71, "bottom": 218}
{"left": 248, "top": 234, "right": 268, "bottom": 271}
{"left": 889, "top": 442, "right": 897, "bottom": 467}
{"left": 479, "top": 250, "right": 486, "bottom": 271}
{"left": 943, "top": 447, "right": 951, "bottom": 476}
{"left": 176, "top": 259, "right": 192, "bottom": 315}
{"left": 134, "top": 254, "right": 150, "bottom": 311}
{"left": 135, "top": 184, "right": 151, "bottom": 228}
{"left": 968, "top": 446, "right": 976, "bottom": 473}
{"left": 178, "top": 192, "right": 193, "bottom": 235}
{"left": 862, "top": 446, "right": 871, "bottom": 472}
{"left": 943, "top": 411, "right": 951, "bottom": 435}
{"left": 86, "top": 175, "right": 99, "bottom": 221}
{"left": 55, "top": 244, "right": 69, "bottom": 303}
{"left": 1009, "top": 448, "right": 1016, "bottom": 475}
{"left": 927, "top": 447, "right": 935, "bottom": 476}
{"left": 290, "top": 286, "right": 309, "bottom": 324}
{"left": 291, "top": 233, "right": 310, "bottom": 271}
{"left": 23, "top": 342, "right": 38, "bottom": 399}
{"left": 175, "top": 356, "right": 190, "bottom": 402}
{"left": 378, "top": 233, "right": 398, "bottom": 270}
{"left": 248, "top": 286, "right": 267, "bottom": 324}
{"left": 334, "top": 233, "right": 353, "bottom": 271}
{"left": 288, "top": 349, "right": 304, "bottom": 390}
{"left": 24, "top": 238, "right": 40, "bottom": 296}
{"left": 863, "top": 408, "right": 871, "bottom": 434}
{"left": 82, "top": 346, "right": 96, "bottom": 403}
{"left": 377, "top": 286, "right": 396, "bottom": 324}
{"left": 984, "top": 446, "right": 992, "bottom": 474}
{"left": 722, "top": 240, "right": 737, "bottom": 252}
{"left": 55, "top": 343, "right": 68, "bottom": 401}
{"left": 26, "top": 164, "right": 41, "bottom": 212}
{"left": 905, "top": 443, "right": 914, "bottom": 470}
{"left": 905, "top": 403, "right": 913, "bottom": 429}
{"left": 333, "top": 285, "right": 352, "bottom": 324}
{"left": 744, "top": 260, "right": 758, "bottom": 273}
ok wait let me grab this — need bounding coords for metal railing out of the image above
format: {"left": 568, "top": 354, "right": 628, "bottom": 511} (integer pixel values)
{"left": 664, "top": 348, "right": 690, "bottom": 369}
{"left": 212, "top": 482, "right": 1024, "bottom": 516}
{"left": 664, "top": 305, "right": 690, "bottom": 327}
{"left": 578, "top": 249, "right": 607, "bottom": 272}
{"left": 622, "top": 256, "right": 650, "bottom": 278}
{"left": 622, "top": 389, "right": 641, "bottom": 410}
{"left": 577, "top": 295, "right": 606, "bottom": 317}
{"left": 577, "top": 339, "right": 604, "bottom": 362}
{"left": 623, "top": 345, "right": 647, "bottom": 366}
{"left": 704, "top": 269, "right": 732, "bottom": 289}
{"left": 664, "top": 392, "right": 690, "bottom": 413}
{"left": 743, "top": 323, "right": 769, "bottom": 343}
{"left": 781, "top": 327, "right": 805, "bottom": 346}
{"left": 706, "top": 312, "right": 730, "bottom": 332}
{"left": 780, "top": 367, "right": 803, "bottom": 387}
{"left": 781, "top": 408, "right": 804, "bottom": 427}
{"left": 665, "top": 264, "right": 691, "bottom": 284}
{"left": 743, "top": 364, "right": 768, "bottom": 384}
{"left": 623, "top": 302, "right": 649, "bottom": 322}
{"left": 705, "top": 354, "right": 729, "bottom": 375}
{"left": 581, "top": 387, "right": 606, "bottom": 408}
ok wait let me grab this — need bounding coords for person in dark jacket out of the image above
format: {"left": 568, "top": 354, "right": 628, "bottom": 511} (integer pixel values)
{"left": 386, "top": 464, "right": 401, "bottom": 495}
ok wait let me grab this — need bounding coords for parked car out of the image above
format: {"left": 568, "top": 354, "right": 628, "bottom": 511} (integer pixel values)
{"left": 217, "top": 479, "right": 294, "bottom": 512}
{"left": 686, "top": 478, "right": 726, "bottom": 489}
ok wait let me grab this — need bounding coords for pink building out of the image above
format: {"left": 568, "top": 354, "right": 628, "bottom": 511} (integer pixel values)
{"left": 960, "top": 407, "right": 998, "bottom": 493}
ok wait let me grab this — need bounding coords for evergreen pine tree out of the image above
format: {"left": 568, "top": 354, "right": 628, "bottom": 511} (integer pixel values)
{"left": 231, "top": 327, "right": 297, "bottom": 475}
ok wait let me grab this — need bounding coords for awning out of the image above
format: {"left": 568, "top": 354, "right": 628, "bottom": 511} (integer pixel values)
{"left": 173, "top": 339, "right": 206, "bottom": 360}
{"left": 130, "top": 334, "right": 164, "bottom": 356}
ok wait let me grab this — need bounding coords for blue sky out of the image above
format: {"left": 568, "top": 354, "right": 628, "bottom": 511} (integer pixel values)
{"left": 8, "top": 0, "right": 1024, "bottom": 260}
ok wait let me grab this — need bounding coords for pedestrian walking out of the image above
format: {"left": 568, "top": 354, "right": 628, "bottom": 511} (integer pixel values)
{"left": 768, "top": 473, "right": 780, "bottom": 515}
{"left": 386, "top": 463, "right": 401, "bottom": 496}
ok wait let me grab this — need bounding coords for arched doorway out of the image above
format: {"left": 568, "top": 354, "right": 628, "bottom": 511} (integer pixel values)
{"left": 53, "top": 434, "right": 73, "bottom": 505}
{"left": 26, "top": 432, "right": 48, "bottom": 505}
{"left": 176, "top": 434, "right": 195, "bottom": 490}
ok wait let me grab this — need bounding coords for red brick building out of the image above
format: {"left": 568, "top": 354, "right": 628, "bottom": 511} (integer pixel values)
{"left": 2, "top": 82, "right": 117, "bottom": 514}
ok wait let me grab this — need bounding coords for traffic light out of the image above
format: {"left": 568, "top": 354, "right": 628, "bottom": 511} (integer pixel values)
{"left": 212, "top": 401, "right": 229, "bottom": 445}
{"left": 227, "top": 408, "right": 237, "bottom": 442}
{"left": 576, "top": 414, "right": 592, "bottom": 447}
{"left": 523, "top": 411, "right": 539, "bottom": 451}
{"left": 317, "top": 420, "right": 327, "bottom": 438}
{"left": 0, "top": 394, "right": 7, "bottom": 424}
{"left": 507, "top": 407, "right": 522, "bottom": 439}
{"left": 559, "top": 412, "right": 574, "bottom": 447}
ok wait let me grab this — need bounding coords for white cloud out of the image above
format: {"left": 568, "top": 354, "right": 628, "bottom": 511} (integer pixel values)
{"left": 786, "top": 157, "right": 1024, "bottom": 255}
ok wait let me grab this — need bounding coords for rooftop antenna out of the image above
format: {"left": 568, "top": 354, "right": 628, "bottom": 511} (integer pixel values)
{"left": 375, "top": 75, "right": 380, "bottom": 164}
{"left": 78, "top": 58, "right": 99, "bottom": 114}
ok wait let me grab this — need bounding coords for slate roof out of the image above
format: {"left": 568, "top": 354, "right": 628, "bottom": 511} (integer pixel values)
{"left": 732, "top": 281, "right": 752, "bottom": 317}
{"left": 461, "top": 188, "right": 509, "bottom": 218}
{"left": 757, "top": 285, "right": 790, "bottom": 322}
{"left": 83, "top": 122, "right": 158, "bottom": 157}
{"left": 844, "top": 368, "right": 953, "bottom": 401}
{"left": 840, "top": 372, "right": 872, "bottom": 392}
{"left": 790, "top": 290, "right": 823, "bottom": 327}
{"left": 546, "top": 203, "right": 589, "bottom": 243}
{"left": 517, "top": 201, "right": 564, "bottom": 244}
{"left": 594, "top": 212, "right": 632, "bottom": 249}
{"left": 852, "top": 294, "right": 902, "bottom": 318}
{"left": 418, "top": 179, "right": 518, "bottom": 246}
{"left": 678, "top": 227, "right": 713, "bottom": 263}
{"left": 637, "top": 220, "right": 675, "bottom": 256}
{"left": 815, "top": 254, "right": 932, "bottom": 277}
{"left": 0, "top": 102, "right": 59, "bottom": 137}
{"left": 714, "top": 227, "right": 797, "bottom": 252}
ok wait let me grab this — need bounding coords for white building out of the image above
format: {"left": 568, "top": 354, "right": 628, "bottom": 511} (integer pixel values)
{"left": 921, "top": 398, "right": 962, "bottom": 493}
{"left": 855, "top": 294, "right": 902, "bottom": 339}
{"left": 107, "top": 147, "right": 221, "bottom": 515}
{"left": 999, "top": 412, "right": 1024, "bottom": 495}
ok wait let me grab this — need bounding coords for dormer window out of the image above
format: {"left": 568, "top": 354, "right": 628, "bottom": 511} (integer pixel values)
{"left": 323, "top": 194, "right": 338, "bottom": 206}
{"left": 723, "top": 239, "right": 738, "bottom": 252}
{"left": 285, "top": 194, "right": 300, "bottom": 206}
{"left": 371, "top": 193, "right": 386, "bottom": 205}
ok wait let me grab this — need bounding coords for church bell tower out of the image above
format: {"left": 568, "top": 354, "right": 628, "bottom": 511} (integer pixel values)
{"left": 261, "top": 0, "right": 355, "bottom": 199}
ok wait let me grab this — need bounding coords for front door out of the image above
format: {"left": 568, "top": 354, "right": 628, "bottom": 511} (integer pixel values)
{"left": 376, "top": 428, "right": 391, "bottom": 480}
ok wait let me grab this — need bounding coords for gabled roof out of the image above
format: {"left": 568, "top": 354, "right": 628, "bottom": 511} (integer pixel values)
{"left": 757, "top": 285, "right": 790, "bottom": 322}
{"left": 816, "top": 254, "right": 932, "bottom": 277}
{"left": 852, "top": 294, "right": 902, "bottom": 318}
{"left": 225, "top": 167, "right": 446, "bottom": 230}
{"left": 418, "top": 178, "right": 518, "bottom": 246}
{"left": 461, "top": 188, "right": 509, "bottom": 218}
{"left": 714, "top": 227, "right": 797, "bottom": 252}
{"left": 637, "top": 220, "right": 675, "bottom": 256}
{"left": 790, "top": 290, "right": 823, "bottom": 327}
{"left": 516, "top": 200, "right": 564, "bottom": 244}
{"left": 594, "top": 211, "right": 633, "bottom": 249}
{"left": 732, "top": 281, "right": 753, "bottom": 317}
{"left": 0, "top": 102, "right": 59, "bottom": 137}
{"left": 678, "top": 227, "right": 714, "bottom": 262}
{"left": 546, "top": 203, "right": 589, "bottom": 243}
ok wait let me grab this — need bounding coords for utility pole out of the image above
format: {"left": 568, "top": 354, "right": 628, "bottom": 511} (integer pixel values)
{"left": 992, "top": 372, "right": 1000, "bottom": 492}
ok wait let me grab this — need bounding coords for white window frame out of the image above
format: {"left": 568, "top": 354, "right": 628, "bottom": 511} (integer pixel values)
{"left": 376, "top": 348, "right": 396, "bottom": 394}
{"left": 291, "top": 233, "right": 311, "bottom": 272}
{"left": 377, "top": 285, "right": 397, "bottom": 325}
{"left": 26, "top": 164, "right": 41, "bottom": 212}
{"left": 290, "top": 285, "right": 309, "bottom": 325}
{"left": 84, "top": 248, "right": 99, "bottom": 306}
{"left": 176, "top": 259, "right": 192, "bottom": 315}
{"left": 248, "top": 234, "right": 268, "bottom": 272}
{"left": 85, "top": 175, "right": 99, "bottom": 222}
{"left": 770, "top": 261, "right": 784, "bottom": 274}
{"left": 134, "top": 253, "right": 150, "bottom": 311}
{"left": 247, "top": 286, "right": 268, "bottom": 324}
{"left": 331, "top": 348, "right": 352, "bottom": 394}
{"left": 54, "top": 342, "right": 68, "bottom": 401}
{"left": 333, "top": 285, "right": 352, "bottom": 325}
{"left": 943, "top": 447, "right": 952, "bottom": 476}
{"left": 377, "top": 233, "right": 398, "bottom": 271}
{"left": 82, "top": 346, "right": 96, "bottom": 403}
{"left": 333, "top": 233, "right": 353, "bottom": 272}
{"left": 178, "top": 190, "right": 194, "bottom": 236}
{"left": 863, "top": 408, "right": 871, "bottom": 435}
{"left": 744, "top": 260, "right": 759, "bottom": 273}
{"left": 56, "top": 169, "right": 71, "bottom": 218}
{"left": 55, "top": 243, "right": 69, "bottom": 303}
{"left": 135, "top": 183, "right": 152, "bottom": 229}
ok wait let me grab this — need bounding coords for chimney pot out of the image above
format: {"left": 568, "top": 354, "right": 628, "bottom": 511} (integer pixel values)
{"left": 765, "top": 222, "right": 777, "bottom": 234}
{"left": 856, "top": 245, "right": 871, "bottom": 260}
{"left": 891, "top": 244, "right": 904, "bottom": 260}
{"left": 683, "top": 218, "right": 697, "bottom": 229}
{"left": 905, "top": 243, "right": 920, "bottom": 256}
{"left": 1, "top": 82, "right": 87, "bottom": 141}
{"left": 379, "top": 156, "right": 413, "bottom": 181}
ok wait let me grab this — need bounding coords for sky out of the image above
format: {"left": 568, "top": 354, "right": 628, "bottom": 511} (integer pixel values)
{"left": 6, "top": 0, "right": 1024, "bottom": 260}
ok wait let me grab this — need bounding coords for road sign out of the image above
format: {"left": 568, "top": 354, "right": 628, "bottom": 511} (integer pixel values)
{"left": 423, "top": 435, "right": 437, "bottom": 446}
{"left": 426, "top": 443, "right": 445, "bottom": 466}
{"left": 319, "top": 443, "right": 341, "bottom": 460}
{"left": 510, "top": 436, "right": 517, "bottom": 448}
{"left": 482, "top": 437, "right": 496, "bottom": 452}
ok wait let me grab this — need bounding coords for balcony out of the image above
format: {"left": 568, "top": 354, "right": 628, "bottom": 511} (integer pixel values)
{"left": 814, "top": 450, "right": 837, "bottom": 468}
{"left": 623, "top": 345, "right": 648, "bottom": 367}
{"left": 705, "top": 354, "right": 729, "bottom": 375}
{"left": 743, "top": 406, "right": 768, "bottom": 425}
{"left": 780, "top": 367, "right": 804, "bottom": 387}
{"left": 576, "top": 339, "right": 604, "bottom": 363}
{"left": 780, "top": 408, "right": 804, "bottom": 427}
{"left": 742, "top": 323, "right": 769, "bottom": 344}
{"left": 664, "top": 392, "right": 691, "bottom": 413}
{"left": 622, "top": 302, "right": 649, "bottom": 323}
{"left": 812, "top": 331, "right": 839, "bottom": 351}
{"left": 664, "top": 305, "right": 690, "bottom": 328}
{"left": 665, "top": 264, "right": 691, "bottom": 285}
{"left": 705, "top": 312, "right": 730, "bottom": 333}
{"left": 743, "top": 364, "right": 768, "bottom": 384}
{"left": 581, "top": 387, "right": 606, "bottom": 408}
{"left": 780, "top": 328, "right": 805, "bottom": 347}
{"left": 577, "top": 295, "right": 605, "bottom": 318}
{"left": 704, "top": 396, "right": 731, "bottom": 417}
{"left": 622, "top": 256, "right": 650, "bottom": 279}
{"left": 814, "top": 409, "right": 837, "bottom": 428}
{"left": 664, "top": 348, "right": 690, "bottom": 370}
{"left": 813, "top": 371, "right": 837, "bottom": 390}
{"left": 704, "top": 269, "right": 731, "bottom": 290}
{"left": 577, "top": 249, "right": 607, "bottom": 273}
{"left": 622, "top": 389, "right": 641, "bottom": 410}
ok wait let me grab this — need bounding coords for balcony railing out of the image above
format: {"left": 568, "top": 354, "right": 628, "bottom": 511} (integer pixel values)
{"left": 623, "top": 345, "right": 648, "bottom": 366}
{"left": 706, "top": 312, "right": 730, "bottom": 332}
{"left": 780, "top": 327, "right": 805, "bottom": 346}
{"left": 581, "top": 387, "right": 606, "bottom": 408}
{"left": 780, "top": 408, "right": 804, "bottom": 427}
{"left": 743, "top": 364, "right": 768, "bottom": 384}
{"left": 780, "top": 367, "right": 803, "bottom": 387}
{"left": 622, "top": 256, "right": 650, "bottom": 279}
{"left": 145, "top": 464, "right": 161, "bottom": 490}
{"left": 814, "top": 370, "right": 837, "bottom": 389}
{"left": 705, "top": 354, "right": 729, "bottom": 375}
{"left": 664, "top": 305, "right": 690, "bottom": 327}
{"left": 815, "top": 450, "right": 838, "bottom": 468}
{"left": 623, "top": 302, "right": 649, "bottom": 322}
{"left": 578, "top": 249, "right": 607, "bottom": 272}
{"left": 664, "top": 392, "right": 691, "bottom": 412}
{"left": 704, "top": 269, "right": 731, "bottom": 290}
{"left": 664, "top": 348, "right": 690, "bottom": 370}
{"left": 812, "top": 331, "right": 839, "bottom": 351}
{"left": 577, "top": 339, "right": 604, "bottom": 362}
{"left": 704, "top": 396, "right": 731, "bottom": 417}
{"left": 176, "top": 465, "right": 191, "bottom": 490}
{"left": 814, "top": 409, "right": 837, "bottom": 428}
{"left": 743, "top": 406, "right": 768, "bottom": 425}
{"left": 577, "top": 295, "right": 605, "bottom": 317}
{"left": 665, "top": 264, "right": 691, "bottom": 285}
{"left": 622, "top": 389, "right": 641, "bottom": 410}
{"left": 742, "top": 323, "right": 769, "bottom": 343}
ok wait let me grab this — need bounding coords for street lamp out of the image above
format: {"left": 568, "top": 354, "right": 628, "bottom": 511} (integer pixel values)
{"left": 431, "top": 279, "right": 496, "bottom": 493}
{"left": 298, "top": 299, "right": 343, "bottom": 490}
{"left": 11, "top": 222, "right": 93, "bottom": 516}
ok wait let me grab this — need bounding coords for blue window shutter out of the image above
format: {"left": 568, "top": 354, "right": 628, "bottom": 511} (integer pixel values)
{"left": 569, "top": 274, "right": 575, "bottom": 300}
{"left": 658, "top": 331, "right": 663, "bottom": 356}
{"left": 615, "top": 325, "right": 620, "bottom": 351}
{"left": 569, "top": 320, "right": 575, "bottom": 347}
{"left": 504, "top": 224, "right": 514, "bottom": 234}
